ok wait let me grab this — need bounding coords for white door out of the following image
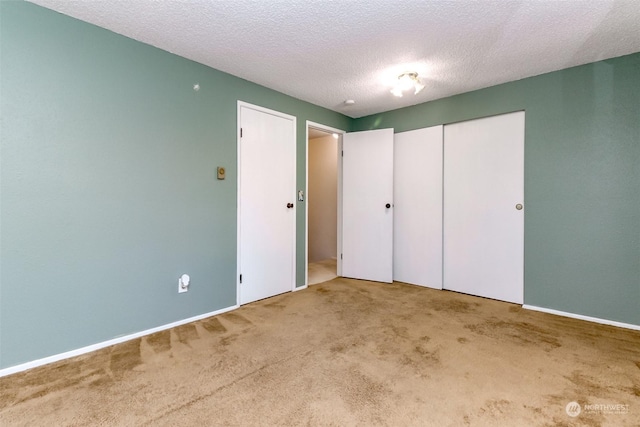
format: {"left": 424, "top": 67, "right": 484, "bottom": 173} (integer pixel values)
{"left": 342, "top": 128, "right": 394, "bottom": 283}
{"left": 238, "top": 103, "right": 296, "bottom": 305}
{"left": 394, "top": 126, "right": 443, "bottom": 289}
{"left": 443, "top": 111, "right": 524, "bottom": 304}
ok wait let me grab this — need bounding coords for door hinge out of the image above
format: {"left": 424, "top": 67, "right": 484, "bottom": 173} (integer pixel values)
{"left": 239, "top": 274, "right": 242, "bottom": 284}
{"left": 341, "top": 254, "right": 343, "bottom": 260}
{"left": 240, "top": 128, "right": 243, "bottom": 138}
{"left": 341, "top": 150, "right": 343, "bottom": 157}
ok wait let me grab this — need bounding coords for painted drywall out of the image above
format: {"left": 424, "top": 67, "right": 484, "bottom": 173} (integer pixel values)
{"left": 308, "top": 135, "right": 338, "bottom": 263}
{"left": 0, "top": 2, "right": 351, "bottom": 368}
{"left": 354, "top": 53, "right": 640, "bottom": 326}
{"left": 2, "top": 0, "right": 637, "bottom": 370}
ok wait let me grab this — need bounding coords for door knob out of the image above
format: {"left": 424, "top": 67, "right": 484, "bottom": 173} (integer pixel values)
{"left": 515, "top": 203, "right": 523, "bottom": 210}
{"left": 287, "top": 203, "right": 294, "bottom": 208}
{"left": 385, "top": 203, "right": 391, "bottom": 209}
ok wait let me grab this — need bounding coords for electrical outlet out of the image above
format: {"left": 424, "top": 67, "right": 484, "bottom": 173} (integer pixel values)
{"left": 178, "top": 274, "right": 190, "bottom": 293}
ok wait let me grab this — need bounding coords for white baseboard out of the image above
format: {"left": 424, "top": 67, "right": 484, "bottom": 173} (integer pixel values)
{"left": 522, "top": 305, "right": 640, "bottom": 331}
{"left": 5, "top": 302, "right": 635, "bottom": 378}
{"left": 0, "top": 304, "right": 239, "bottom": 378}
{"left": 293, "top": 284, "right": 308, "bottom": 292}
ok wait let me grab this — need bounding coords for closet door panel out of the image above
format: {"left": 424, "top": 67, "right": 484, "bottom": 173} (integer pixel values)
{"left": 394, "top": 126, "right": 443, "bottom": 289}
{"left": 443, "top": 112, "right": 524, "bottom": 304}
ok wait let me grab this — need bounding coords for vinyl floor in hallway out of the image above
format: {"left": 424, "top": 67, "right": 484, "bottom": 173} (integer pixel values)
{"left": 308, "top": 258, "right": 337, "bottom": 285}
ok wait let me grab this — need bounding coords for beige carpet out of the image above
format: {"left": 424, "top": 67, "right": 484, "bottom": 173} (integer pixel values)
{"left": 308, "top": 258, "right": 338, "bottom": 285}
{"left": 1, "top": 278, "right": 639, "bottom": 426}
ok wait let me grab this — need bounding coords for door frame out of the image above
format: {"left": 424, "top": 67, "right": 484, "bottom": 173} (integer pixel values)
{"left": 305, "top": 121, "right": 345, "bottom": 287}
{"left": 237, "top": 101, "right": 297, "bottom": 305}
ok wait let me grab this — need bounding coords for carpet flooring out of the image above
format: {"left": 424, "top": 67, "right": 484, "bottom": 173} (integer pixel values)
{"left": 1, "top": 277, "right": 639, "bottom": 426}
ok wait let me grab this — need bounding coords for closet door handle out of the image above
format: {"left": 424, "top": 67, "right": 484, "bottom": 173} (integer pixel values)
{"left": 385, "top": 203, "right": 391, "bottom": 209}
{"left": 287, "top": 203, "right": 294, "bottom": 209}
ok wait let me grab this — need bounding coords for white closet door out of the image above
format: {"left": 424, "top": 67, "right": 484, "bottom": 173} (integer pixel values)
{"left": 238, "top": 103, "right": 296, "bottom": 305}
{"left": 342, "top": 128, "right": 394, "bottom": 283}
{"left": 394, "top": 126, "right": 443, "bottom": 289}
{"left": 443, "top": 112, "right": 524, "bottom": 304}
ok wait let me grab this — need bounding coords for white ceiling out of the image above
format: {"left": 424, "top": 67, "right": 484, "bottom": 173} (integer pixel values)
{"left": 28, "top": 0, "right": 640, "bottom": 118}
{"left": 308, "top": 127, "right": 333, "bottom": 140}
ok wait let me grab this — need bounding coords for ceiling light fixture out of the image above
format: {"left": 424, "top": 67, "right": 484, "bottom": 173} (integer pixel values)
{"left": 390, "top": 72, "right": 424, "bottom": 97}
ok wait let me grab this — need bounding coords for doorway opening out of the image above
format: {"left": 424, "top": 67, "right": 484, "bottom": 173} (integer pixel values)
{"left": 306, "top": 122, "right": 343, "bottom": 286}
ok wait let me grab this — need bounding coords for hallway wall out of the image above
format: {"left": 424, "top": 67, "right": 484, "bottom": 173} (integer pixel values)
{"left": 308, "top": 135, "right": 338, "bottom": 263}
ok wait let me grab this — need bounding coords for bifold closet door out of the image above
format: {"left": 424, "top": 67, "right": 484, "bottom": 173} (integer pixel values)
{"left": 393, "top": 126, "right": 443, "bottom": 289}
{"left": 443, "top": 112, "right": 524, "bottom": 304}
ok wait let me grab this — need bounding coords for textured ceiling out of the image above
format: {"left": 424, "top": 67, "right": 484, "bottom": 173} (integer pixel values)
{"left": 27, "top": 0, "right": 640, "bottom": 118}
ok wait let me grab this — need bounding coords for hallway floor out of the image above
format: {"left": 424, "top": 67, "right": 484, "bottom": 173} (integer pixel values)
{"left": 308, "top": 258, "right": 337, "bottom": 285}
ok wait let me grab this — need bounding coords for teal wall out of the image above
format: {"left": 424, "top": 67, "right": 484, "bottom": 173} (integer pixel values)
{"left": 1, "top": 1, "right": 638, "bottom": 370}
{"left": 0, "top": 2, "right": 350, "bottom": 368}
{"left": 354, "top": 53, "right": 640, "bottom": 327}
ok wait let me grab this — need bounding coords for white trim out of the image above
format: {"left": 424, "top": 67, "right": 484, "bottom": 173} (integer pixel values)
{"left": 523, "top": 305, "right": 640, "bottom": 331}
{"left": 0, "top": 304, "right": 238, "bottom": 378}
{"left": 305, "top": 123, "right": 309, "bottom": 288}
{"left": 305, "top": 121, "right": 346, "bottom": 286}
{"left": 337, "top": 135, "right": 343, "bottom": 278}
{"left": 290, "top": 114, "right": 297, "bottom": 293}
{"left": 237, "top": 102, "right": 242, "bottom": 306}
{"left": 237, "top": 101, "right": 297, "bottom": 121}
{"left": 237, "top": 101, "right": 297, "bottom": 303}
